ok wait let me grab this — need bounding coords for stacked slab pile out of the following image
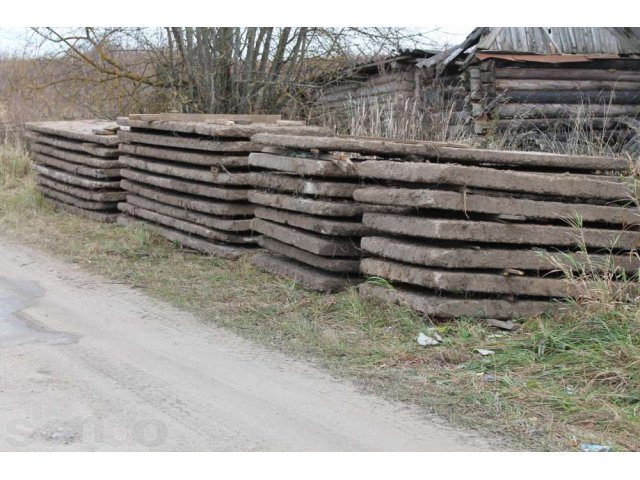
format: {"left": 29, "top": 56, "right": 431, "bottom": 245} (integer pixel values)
{"left": 247, "top": 135, "right": 469, "bottom": 292}
{"left": 352, "top": 144, "right": 640, "bottom": 320}
{"left": 116, "top": 114, "right": 331, "bottom": 259}
{"left": 25, "top": 120, "right": 122, "bottom": 222}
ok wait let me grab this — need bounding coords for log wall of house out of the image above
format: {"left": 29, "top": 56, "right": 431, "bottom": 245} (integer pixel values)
{"left": 315, "top": 70, "right": 416, "bottom": 112}
{"left": 472, "top": 59, "right": 640, "bottom": 138}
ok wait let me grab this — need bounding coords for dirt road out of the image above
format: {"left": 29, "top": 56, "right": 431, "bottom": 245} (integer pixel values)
{"left": 0, "top": 238, "right": 498, "bottom": 451}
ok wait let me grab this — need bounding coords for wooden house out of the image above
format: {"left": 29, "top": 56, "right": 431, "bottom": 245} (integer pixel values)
{"left": 316, "top": 28, "right": 640, "bottom": 149}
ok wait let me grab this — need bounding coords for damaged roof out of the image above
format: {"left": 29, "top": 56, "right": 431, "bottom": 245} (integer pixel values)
{"left": 477, "top": 27, "right": 640, "bottom": 55}
{"left": 417, "top": 27, "right": 640, "bottom": 73}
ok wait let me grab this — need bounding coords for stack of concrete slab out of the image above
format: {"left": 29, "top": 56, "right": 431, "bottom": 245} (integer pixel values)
{"left": 246, "top": 135, "right": 467, "bottom": 292}
{"left": 25, "top": 120, "right": 122, "bottom": 222}
{"left": 116, "top": 114, "right": 331, "bottom": 259}
{"left": 352, "top": 143, "right": 640, "bottom": 320}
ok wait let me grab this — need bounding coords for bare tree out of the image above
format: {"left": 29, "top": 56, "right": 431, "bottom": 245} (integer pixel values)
{"left": 30, "top": 27, "right": 434, "bottom": 116}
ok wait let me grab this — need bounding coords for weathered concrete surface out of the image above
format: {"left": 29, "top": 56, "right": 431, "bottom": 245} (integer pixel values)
{"left": 361, "top": 236, "right": 640, "bottom": 272}
{"left": 249, "top": 152, "right": 358, "bottom": 178}
{"left": 25, "top": 120, "right": 119, "bottom": 145}
{"left": 358, "top": 283, "right": 557, "bottom": 320}
{"left": 43, "top": 196, "right": 119, "bottom": 223}
{"left": 255, "top": 207, "right": 370, "bottom": 236}
{"left": 117, "top": 215, "right": 254, "bottom": 259}
{"left": 119, "top": 130, "right": 257, "bottom": 152}
{"left": 209, "top": 171, "right": 254, "bottom": 187}
{"left": 119, "top": 143, "right": 249, "bottom": 167}
{"left": 257, "top": 236, "right": 361, "bottom": 273}
{"left": 38, "top": 185, "right": 116, "bottom": 211}
{"left": 127, "top": 119, "right": 330, "bottom": 138}
{"left": 126, "top": 195, "right": 252, "bottom": 232}
{"left": 0, "top": 240, "right": 496, "bottom": 451}
{"left": 25, "top": 131, "right": 119, "bottom": 158}
{"left": 37, "top": 177, "right": 125, "bottom": 203}
{"left": 249, "top": 191, "right": 364, "bottom": 217}
{"left": 361, "top": 258, "right": 577, "bottom": 297}
{"left": 356, "top": 161, "right": 633, "bottom": 201}
{"left": 250, "top": 252, "right": 357, "bottom": 293}
{"left": 363, "top": 214, "right": 640, "bottom": 250}
{"left": 121, "top": 180, "right": 254, "bottom": 217}
{"left": 250, "top": 173, "right": 362, "bottom": 198}
{"left": 120, "top": 155, "right": 214, "bottom": 182}
{"left": 34, "top": 165, "right": 121, "bottom": 190}
{"left": 30, "top": 143, "right": 122, "bottom": 167}
{"left": 118, "top": 203, "right": 254, "bottom": 244}
{"left": 354, "top": 187, "right": 640, "bottom": 226}
{"left": 121, "top": 155, "right": 252, "bottom": 186}
{"left": 249, "top": 191, "right": 409, "bottom": 218}
{"left": 32, "top": 153, "right": 121, "bottom": 180}
{"left": 121, "top": 169, "right": 249, "bottom": 201}
{"left": 251, "top": 133, "right": 466, "bottom": 156}
{"left": 252, "top": 218, "right": 360, "bottom": 257}
{"left": 251, "top": 133, "right": 628, "bottom": 171}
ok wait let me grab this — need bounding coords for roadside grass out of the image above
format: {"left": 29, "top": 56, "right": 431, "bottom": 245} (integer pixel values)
{"left": 2, "top": 141, "right": 640, "bottom": 451}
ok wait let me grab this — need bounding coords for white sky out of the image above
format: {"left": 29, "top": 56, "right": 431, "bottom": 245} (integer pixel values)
{"left": 0, "top": 27, "right": 472, "bottom": 56}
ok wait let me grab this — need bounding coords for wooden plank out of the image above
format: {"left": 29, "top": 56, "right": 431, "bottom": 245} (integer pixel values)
{"left": 38, "top": 185, "right": 116, "bottom": 211}
{"left": 44, "top": 196, "right": 119, "bottom": 223}
{"left": 25, "top": 131, "right": 119, "bottom": 158}
{"left": 248, "top": 152, "right": 358, "bottom": 178}
{"left": 26, "top": 120, "right": 119, "bottom": 145}
{"left": 474, "top": 117, "right": 622, "bottom": 133}
{"left": 250, "top": 173, "right": 362, "bottom": 198}
{"left": 495, "top": 67, "right": 640, "bottom": 81}
{"left": 125, "top": 195, "right": 252, "bottom": 232}
{"left": 353, "top": 187, "right": 640, "bottom": 226}
{"left": 495, "top": 79, "right": 640, "bottom": 91}
{"left": 501, "top": 90, "right": 640, "bottom": 105}
{"left": 317, "top": 80, "right": 415, "bottom": 103}
{"left": 355, "top": 161, "right": 633, "bottom": 201}
{"left": 116, "top": 215, "right": 253, "bottom": 259}
{"left": 250, "top": 252, "right": 357, "bottom": 293}
{"left": 494, "top": 103, "right": 640, "bottom": 119}
{"left": 120, "top": 180, "right": 254, "bottom": 217}
{"left": 254, "top": 206, "right": 370, "bottom": 236}
{"left": 251, "top": 218, "right": 360, "bottom": 257}
{"left": 31, "top": 152, "right": 121, "bottom": 180}
{"left": 362, "top": 214, "right": 640, "bottom": 250}
{"left": 119, "top": 130, "right": 258, "bottom": 153}
{"left": 361, "top": 258, "right": 578, "bottom": 297}
{"left": 34, "top": 164, "right": 121, "bottom": 190}
{"left": 37, "top": 176, "right": 125, "bottom": 202}
{"left": 126, "top": 119, "right": 332, "bottom": 138}
{"left": 361, "top": 236, "right": 640, "bottom": 272}
{"left": 118, "top": 202, "right": 254, "bottom": 244}
{"left": 258, "top": 236, "right": 361, "bottom": 273}
{"left": 358, "top": 283, "right": 555, "bottom": 320}
{"left": 30, "top": 143, "right": 122, "bottom": 168}
{"left": 121, "top": 169, "right": 249, "bottom": 201}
